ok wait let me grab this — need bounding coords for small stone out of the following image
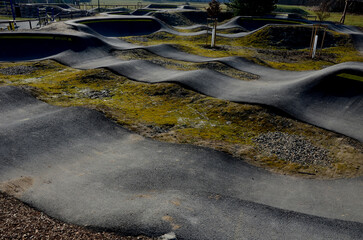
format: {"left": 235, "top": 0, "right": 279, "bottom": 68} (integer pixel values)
{"left": 159, "top": 231, "right": 177, "bottom": 240}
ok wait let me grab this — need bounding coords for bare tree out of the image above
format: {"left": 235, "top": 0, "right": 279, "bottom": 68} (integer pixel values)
{"left": 206, "top": 0, "right": 221, "bottom": 47}
{"left": 314, "top": 0, "right": 333, "bottom": 22}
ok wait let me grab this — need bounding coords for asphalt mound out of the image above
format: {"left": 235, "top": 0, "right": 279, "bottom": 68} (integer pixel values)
{"left": 1, "top": 15, "right": 363, "bottom": 239}
{"left": 235, "top": 16, "right": 310, "bottom": 31}
{"left": 0, "top": 33, "right": 79, "bottom": 61}
{"left": 244, "top": 25, "right": 349, "bottom": 49}
{"left": 150, "top": 11, "right": 233, "bottom": 26}
{"left": 1, "top": 86, "right": 363, "bottom": 240}
{"left": 75, "top": 17, "right": 162, "bottom": 37}
{"left": 1, "top": 26, "right": 362, "bottom": 142}
{"left": 0, "top": 32, "right": 107, "bottom": 61}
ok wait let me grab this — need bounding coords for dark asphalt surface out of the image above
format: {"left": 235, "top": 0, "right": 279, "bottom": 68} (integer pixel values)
{"left": 1, "top": 15, "right": 363, "bottom": 239}
{"left": 0, "top": 86, "right": 362, "bottom": 240}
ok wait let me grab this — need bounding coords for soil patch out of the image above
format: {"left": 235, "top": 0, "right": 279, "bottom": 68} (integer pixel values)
{"left": 0, "top": 177, "right": 33, "bottom": 197}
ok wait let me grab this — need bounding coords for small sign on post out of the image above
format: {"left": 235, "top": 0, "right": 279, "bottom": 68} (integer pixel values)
{"left": 211, "top": 19, "right": 217, "bottom": 48}
{"left": 309, "top": 24, "right": 328, "bottom": 59}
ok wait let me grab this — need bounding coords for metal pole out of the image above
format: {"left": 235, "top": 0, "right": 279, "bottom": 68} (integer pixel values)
{"left": 9, "top": 0, "right": 16, "bottom": 21}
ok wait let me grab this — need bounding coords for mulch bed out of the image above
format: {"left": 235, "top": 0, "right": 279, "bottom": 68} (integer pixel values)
{"left": 0, "top": 192, "right": 155, "bottom": 240}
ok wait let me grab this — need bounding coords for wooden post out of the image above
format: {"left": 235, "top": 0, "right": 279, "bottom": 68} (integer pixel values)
{"left": 318, "top": 26, "right": 327, "bottom": 57}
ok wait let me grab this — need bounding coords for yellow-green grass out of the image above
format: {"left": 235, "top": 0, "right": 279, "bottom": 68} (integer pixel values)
{"left": 275, "top": 4, "right": 314, "bottom": 16}
{"left": 325, "top": 12, "right": 363, "bottom": 28}
{"left": 0, "top": 60, "right": 362, "bottom": 179}
{"left": 121, "top": 27, "right": 363, "bottom": 71}
{"left": 122, "top": 31, "right": 253, "bottom": 58}
{"left": 276, "top": 4, "right": 363, "bottom": 27}
{"left": 0, "top": 16, "right": 33, "bottom": 21}
{"left": 337, "top": 73, "right": 363, "bottom": 82}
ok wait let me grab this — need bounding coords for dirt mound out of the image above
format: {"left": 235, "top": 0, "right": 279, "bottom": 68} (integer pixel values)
{"left": 246, "top": 25, "right": 352, "bottom": 49}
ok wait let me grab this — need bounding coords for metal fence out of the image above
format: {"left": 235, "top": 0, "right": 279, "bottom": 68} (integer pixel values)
{"left": 80, "top": 3, "right": 145, "bottom": 11}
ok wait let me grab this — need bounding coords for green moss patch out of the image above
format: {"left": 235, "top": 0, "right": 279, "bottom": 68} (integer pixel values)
{"left": 1, "top": 60, "right": 362, "bottom": 179}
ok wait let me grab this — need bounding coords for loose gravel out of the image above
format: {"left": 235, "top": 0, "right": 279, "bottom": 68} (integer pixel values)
{"left": 79, "top": 89, "right": 113, "bottom": 99}
{"left": 253, "top": 132, "right": 331, "bottom": 166}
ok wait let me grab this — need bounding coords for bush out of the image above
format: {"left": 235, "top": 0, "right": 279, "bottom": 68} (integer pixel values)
{"left": 227, "top": 0, "right": 278, "bottom": 16}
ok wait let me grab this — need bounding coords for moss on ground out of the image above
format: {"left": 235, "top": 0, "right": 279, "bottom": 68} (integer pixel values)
{"left": 1, "top": 60, "right": 362, "bottom": 179}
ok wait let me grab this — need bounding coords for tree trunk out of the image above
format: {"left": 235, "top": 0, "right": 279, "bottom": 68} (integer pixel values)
{"left": 340, "top": 0, "right": 348, "bottom": 24}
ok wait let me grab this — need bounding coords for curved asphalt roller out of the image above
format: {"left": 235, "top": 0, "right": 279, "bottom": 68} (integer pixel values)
{"left": 2, "top": 16, "right": 362, "bottom": 142}
{"left": 0, "top": 15, "right": 363, "bottom": 239}
{"left": 0, "top": 86, "right": 363, "bottom": 240}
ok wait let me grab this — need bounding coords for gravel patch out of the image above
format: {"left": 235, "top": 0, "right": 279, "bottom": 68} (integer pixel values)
{"left": 0, "top": 66, "right": 37, "bottom": 75}
{"left": 79, "top": 89, "right": 113, "bottom": 99}
{"left": 253, "top": 132, "right": 331, "bottom": 166}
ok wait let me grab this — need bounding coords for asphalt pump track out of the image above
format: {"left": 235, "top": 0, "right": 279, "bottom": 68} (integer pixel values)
{"left": 0, "top": 15, "right": 363, "bottom": 239}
